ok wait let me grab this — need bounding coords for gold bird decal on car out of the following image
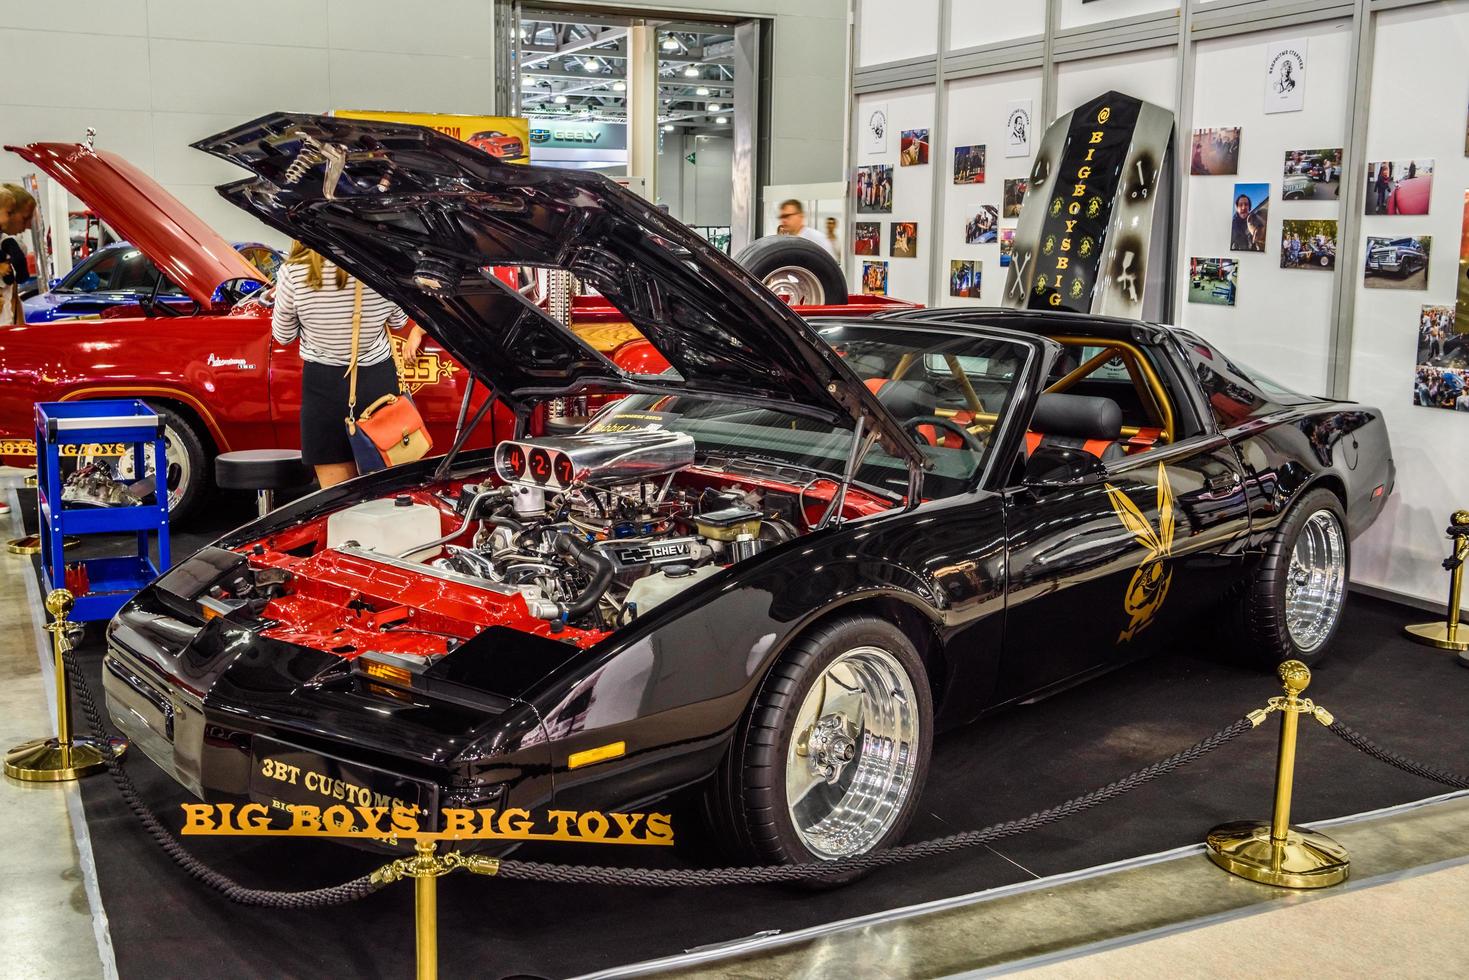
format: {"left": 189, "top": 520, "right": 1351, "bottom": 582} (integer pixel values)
{"left": 1106, "top": 462, "right": 1175, "bottom": 642}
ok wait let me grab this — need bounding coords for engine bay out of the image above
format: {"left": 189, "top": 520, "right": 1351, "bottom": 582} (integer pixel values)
{"left": 219, "top": 430, "right": 896, "bottom": 660}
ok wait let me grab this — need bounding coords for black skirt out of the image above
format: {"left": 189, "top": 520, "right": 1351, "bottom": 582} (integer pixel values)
{"left": 300, "top": 358, "right": 400, "bottom": 466}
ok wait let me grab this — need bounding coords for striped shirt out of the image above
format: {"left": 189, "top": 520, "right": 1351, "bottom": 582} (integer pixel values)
{"left": 271, "top": 259, "right": 408, "bottom": 367}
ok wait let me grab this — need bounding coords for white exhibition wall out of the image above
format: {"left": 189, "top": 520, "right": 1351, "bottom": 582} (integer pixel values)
{"left": 851, "top": 0, "right": 1469, "bottom": 608}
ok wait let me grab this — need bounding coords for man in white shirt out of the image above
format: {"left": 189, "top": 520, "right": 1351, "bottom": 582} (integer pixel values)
{"left": 778, "top": 199, "right": 837, "bottom": 259}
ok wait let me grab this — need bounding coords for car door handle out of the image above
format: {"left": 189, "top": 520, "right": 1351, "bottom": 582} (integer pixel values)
{"left": 1206, "top": 473, "right": 1239, "bottom": 492}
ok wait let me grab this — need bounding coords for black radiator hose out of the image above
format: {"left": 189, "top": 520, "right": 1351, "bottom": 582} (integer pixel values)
{"left": 553, "top": 534, "right": 615, "bottom": 621}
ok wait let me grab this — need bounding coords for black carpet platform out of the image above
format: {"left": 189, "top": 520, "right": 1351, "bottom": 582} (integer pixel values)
{"left": 22, "top": 498, "right": 1468, "bottom": 978}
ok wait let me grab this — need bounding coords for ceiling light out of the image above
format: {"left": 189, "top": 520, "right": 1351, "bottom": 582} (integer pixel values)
{"left": 661, "top": 36, "right": 680, "bottom": 51}
{"left": 612, "top": 80, "right": 626, "bottom": 91}
{"left": 554, "top": 94, "right": 568, "bottom": 104}
{"left": 695, "top": 86, "right": 710, "bottom": 97}
{"left": 707, "top": 103, "right": 721, "bottom": 112}
{"left": 683, "top": 66, "right": 699, "bottom": 77}
{"left": 716, "top": 116, "right": 728, "bottom": 125}
{"left": 662, "top": 124, "right": 675, "bottom": 132}
{"left": 583, "top": 58, "right": 600, "bottom": 72}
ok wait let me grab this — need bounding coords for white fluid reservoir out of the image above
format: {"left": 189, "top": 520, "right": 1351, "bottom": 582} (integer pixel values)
{"left": 625, "top": 564, "right": 721, "bottom": 616}
{"left": 327, "top": 496, "right": 443, "bottom": 561}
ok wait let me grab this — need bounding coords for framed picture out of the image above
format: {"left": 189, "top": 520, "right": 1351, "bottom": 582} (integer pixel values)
{"left": 1002, "top": 178, "right": 1028, "bottom": 218}
{"left": 1230, "top": 183, "right": 1270, "bottom": 252}
{"left": 1281, "top": 148, "right": 1342, "bottom": 200}
{"left": 949, "top": 260, "right": 981, "bottom": 298}
{"left": 900, "top": 129, "right": 930, "bottom": 166}
{"left": 1414, "top": 305, "right": 1467, "bottom": 410}
{"left": 1187, "top": 257, "right": 1238, "bottom": 307}
{"left": 964, "top": 206, "right": 999, "bottom": 244}
{"left": 890, "top": 221, "right": 919, "bottom": 258}
{"left": 999, "top": 228, "right": 1015, "bottom": 267}
{"left": 861, "top": 260, "right": 889, "bottom": 296}
{"left": 854, "top": 222, "right": 881, "bottom": 256}
{"left": 1280, "top": 219, "right": 1337, "bottom": 269}
{"left": 1364, "top": 159, "right": 1434, "bottom": 216}
{"left": 1364, "top": 236, "right": 1430, "bottom": 289}
{"left": 854, "top": 165, "right": 894, "bottom": 214}
{"left": 953, "top": 145, "right": 985, "bottom": 184}
{"left": 1190, "top": 128, "right": 1241, "bottom": 176}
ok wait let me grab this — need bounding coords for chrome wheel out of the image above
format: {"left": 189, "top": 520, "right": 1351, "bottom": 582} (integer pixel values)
{"left": 763, "top": 266, "right": 826, "bottom": 305}
{"left": 77, "top": 425, "right": 189, "bottom": 512}
{"left": 1284, "top": 509, "right": 1346, "bottom": 652}
{"left": 785, "top": 646, "right": 919, "bottom": 859}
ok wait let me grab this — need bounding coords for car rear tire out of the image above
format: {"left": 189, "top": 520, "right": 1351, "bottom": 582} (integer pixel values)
{"left": 1242, "top": 488, "right": 1349, "bottom": 668}
{"left": 708, "top": 615, "right": 933, "bottom": 885}
{"left": 733, "top": 236, "right": 848, "bottom": 306}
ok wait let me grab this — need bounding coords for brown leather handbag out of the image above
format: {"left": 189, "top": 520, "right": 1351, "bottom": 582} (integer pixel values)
{"left": 343, "top": 281, "right": 432, "bottom": 471}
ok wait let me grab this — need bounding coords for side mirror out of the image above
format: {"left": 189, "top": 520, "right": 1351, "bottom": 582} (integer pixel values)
{"left": 1021, "top": 444, "right": 1108, "bottom": 490}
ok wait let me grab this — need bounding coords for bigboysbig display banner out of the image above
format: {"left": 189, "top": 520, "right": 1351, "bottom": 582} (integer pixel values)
{"left": 1003, "top": 92, "right": 1175, "bottom": 321}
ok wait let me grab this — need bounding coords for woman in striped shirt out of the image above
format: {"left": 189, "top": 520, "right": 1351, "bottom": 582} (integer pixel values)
{"left": 272, "top": 242, "right": 424, "bottom": 488}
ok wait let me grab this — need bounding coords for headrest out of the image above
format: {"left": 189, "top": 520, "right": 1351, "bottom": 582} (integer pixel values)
{"left": 866, "top": 378, "right": 935, "bottom": 419}
{"left": 1032, "top": 393, "right": 1123, "bottom": 441}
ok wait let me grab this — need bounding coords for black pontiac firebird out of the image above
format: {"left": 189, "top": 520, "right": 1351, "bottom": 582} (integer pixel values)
{"left": 103, "top": 115, "right": 1394, "bottom": 869}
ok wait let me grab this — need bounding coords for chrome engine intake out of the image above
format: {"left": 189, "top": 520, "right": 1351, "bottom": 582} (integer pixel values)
{"left": 495, "top": 429, "right": 695, "bottom": 491}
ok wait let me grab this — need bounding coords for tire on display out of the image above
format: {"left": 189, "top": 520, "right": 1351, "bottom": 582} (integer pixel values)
{"left": 1242, "top": 487, "right": 1349, "bottom": 668}
{"left": 732, "top": 235, "right": 848, "bottom": 306}
{"left": 76, "top": 403, "right": 210, "bottom": 524}
{"left": 709, "top": 615, "right": 933, "bottom": 885}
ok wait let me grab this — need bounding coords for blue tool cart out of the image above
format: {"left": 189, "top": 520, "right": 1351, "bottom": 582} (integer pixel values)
{"left": 34, "top": 400, "right": 171, "bottom": 622}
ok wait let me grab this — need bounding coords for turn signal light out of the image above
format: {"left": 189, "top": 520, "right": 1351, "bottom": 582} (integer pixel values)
{"left": 568, "top": 741, "right": 626, "bottom": 770}
{"left": 362, "top": 660, "right": 413, "bottom": 686}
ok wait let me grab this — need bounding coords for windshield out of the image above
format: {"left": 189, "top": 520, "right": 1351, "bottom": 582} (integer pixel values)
{"left": 589, "top": 324, "right": 1032, "bottom": 499}
{"left": 56, "top": 247, "right": 183, "bottom": 296}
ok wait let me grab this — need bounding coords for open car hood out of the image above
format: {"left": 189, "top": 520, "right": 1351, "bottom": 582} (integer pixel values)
{"left": 192, "top": 113, "right": 921, "bottom": 465}
{"left": 5, "top": 142, "right": 266, "bottom": 307}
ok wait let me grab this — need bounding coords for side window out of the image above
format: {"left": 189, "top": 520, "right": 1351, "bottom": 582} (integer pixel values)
{"left": 1178, "top": 331, "right": 1284, "bottom": 429}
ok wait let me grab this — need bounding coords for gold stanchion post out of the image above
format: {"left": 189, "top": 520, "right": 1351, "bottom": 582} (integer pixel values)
{"left": 1205, "top": 660, "right": 1348, "bottom": 888}
{"left": 1404, "top": 509, "right": 1469, "bottom": 654}
{"left": 4, "top": 589, "right": 127, "bottom": 781}
{"left": 370, "top": 838, "right": 502, "bottom": 979}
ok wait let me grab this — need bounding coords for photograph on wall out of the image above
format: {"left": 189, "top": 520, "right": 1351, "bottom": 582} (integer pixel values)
{"left": 1280, "top": 219, "right": 1337, "bottom": 269}
{"left": 900, "top": 129, "right": 930, "bottom": 167}
{"left": 1364, "top": 159, "right": 1434, "bottom": 215}
{"left": 891, "top": 222, "right": 919, "bottom": 258}
{"left": 1006, "top": 100, "right": 1032, "bottom": 158}
{"left": 1002, "top": 178, "right": 1028, "bottom": 218}
{"left": 863, "top": 103, "right": 889, "bottom": 155}
{"left": 1264, "top": 39, "right": 1307, "bottom": 114}
{"left": 950, "top": 260, "right": 981, "bottom": 298}
{"left": 1364, "top": 236, "right": 1430, "bottom": 289}
{"left": 1230, "top": 183, "right": 1270, "bottom": 252}
{"left": 1190, "top": 127, "right": 1241, "bottom": 176}
{"left": 853, "top": 222, "right": 881, "bottom": 256}
{"left": 1460, "top": 190, "right": 1469, "bottom": 325}
{"left": 1188, "top": 257, "right": 1238, "bottom": 307}
{"left": 1414, "top": 305, "right": 1467, "bottom": 410}
{"left": 1000, "top": 228, "right": 1016, "bottom": 266}
{"left": 861, "top": 260, "right": 889, "bottom": 296}
{"left": 854, "top": 164, "right": 893, "bottom": 214}
{"left": 965, "top": 206, "right": 1000, "bottom": 244}
{"left": 954, "top": 144, "right": 986, "bottom": 184}
{"left": 1282, "top": 148, "right": 1342, "bottom": 200}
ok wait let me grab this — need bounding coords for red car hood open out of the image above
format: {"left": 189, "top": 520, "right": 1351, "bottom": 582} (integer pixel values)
{"left": 6, "top": 142, "right": 266, "bottom": 307}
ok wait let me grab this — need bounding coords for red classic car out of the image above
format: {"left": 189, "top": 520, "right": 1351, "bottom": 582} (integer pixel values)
{"left": 1, "top": 140, "right": 913, "bottom": 521}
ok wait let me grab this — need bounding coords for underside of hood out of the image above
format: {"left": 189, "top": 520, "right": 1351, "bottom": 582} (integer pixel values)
{"left": 5, "top": 142, "right": 266, "bottom": 307}
{"left": 192, "top": 112, "right": 921, "bottom": 465}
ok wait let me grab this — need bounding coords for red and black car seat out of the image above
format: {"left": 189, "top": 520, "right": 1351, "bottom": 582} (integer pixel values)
{"left": 1024, "top": 392, "right": 1125, "bottom": 462}
{"left": 862, "top": 377, "right": 973, "bottom": 447}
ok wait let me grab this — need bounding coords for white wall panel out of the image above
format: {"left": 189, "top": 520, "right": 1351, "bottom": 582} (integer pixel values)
{"left": 1054, "top": 46, "right": 1178, "bottom": 114}
{"left": 1059, "top": 0, "right": 1178, "bottom": 31}
{"left": 851, "top": 86, "right": 936, "bottom": 305}
{"left": 326, "top": 0, "right": 495, "bottom": 58}
{"left": 148, "top": 38, "right": 331, "bottom": 115}
{"left": 857, "top": 0, "right": 940, "bottom": 66}
{"left": 7, "top": 0, "right": 149, "bottom": 36}
{"left": 950, "top": 0, "right": 1045, "bottom": 49}
{"left": 1347, "top": 1, "right": 1469, "bottom": 604}
{"left": 0, "top": 30, "right": 151, "bottom": 110}
{"left": 146, "top": 0, "right": 331, "bottom": 47}
{"left": 1177, "top": 22, "right": 1351, "bottom": 398}
{"left": 938, "top": 69, "right": 1044, "bottom": 305}
{"left": 328, "top": 50, "right": 495, "bottom": 115}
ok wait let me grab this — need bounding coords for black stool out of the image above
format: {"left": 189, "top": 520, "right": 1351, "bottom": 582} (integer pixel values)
{"left": 214, "top": 450, "right": 313, "bottom": 518}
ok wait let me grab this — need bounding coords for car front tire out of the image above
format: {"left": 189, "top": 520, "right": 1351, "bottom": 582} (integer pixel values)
{"left": 709, "top": 615, "right": 933, "bottom": 884}
{"left": 1243, "top": 488, "right": 1349, "bottom": 668}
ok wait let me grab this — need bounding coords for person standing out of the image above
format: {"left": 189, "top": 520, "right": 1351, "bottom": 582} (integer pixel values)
{"left": 777, "top": 199, "right": 836, "bottom": 259}
{"left": 824, "top": 216, "right": 840, "bottom": 261}
{"left": 272, "top": 242, "right": 423, "bottom": 489}
{"left": 0, "top": 184, "right": 38, "bottom": 518}
{"left": 1374, "top": 163, "right": 1391, "bottom": 213}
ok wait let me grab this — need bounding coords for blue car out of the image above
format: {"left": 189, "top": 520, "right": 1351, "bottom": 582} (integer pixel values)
{"left": 23, "top": 240, "right": 280, "bottom": 322}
